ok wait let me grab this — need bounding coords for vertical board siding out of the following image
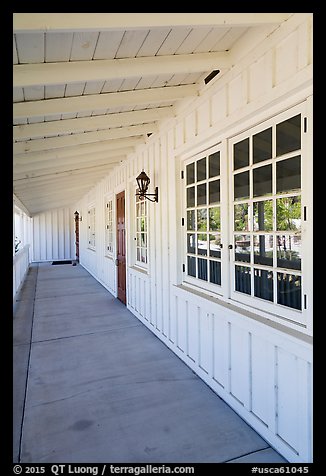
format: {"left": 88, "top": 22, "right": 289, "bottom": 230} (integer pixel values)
{"left": 71, "top": 15, "right": 312, "bottom": 463}
{"left": 32, "top": 207, "right": 75, "bottom": 262}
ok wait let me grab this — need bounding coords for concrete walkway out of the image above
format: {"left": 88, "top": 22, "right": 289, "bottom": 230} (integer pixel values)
{"left": 13, "top": 262, "right": 287, "bottom": 464}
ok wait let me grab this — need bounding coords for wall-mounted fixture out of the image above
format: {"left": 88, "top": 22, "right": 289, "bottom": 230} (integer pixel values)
{"left": 74, "top": 211, "right": 82, "bottom": 221}
{"left": 136, "top": 170, "right": 158, "bottom": 203}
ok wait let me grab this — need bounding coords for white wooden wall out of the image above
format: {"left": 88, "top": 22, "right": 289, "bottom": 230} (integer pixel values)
{"left": 73, "top": 14, "right": 313, "bottom": 462}
{"left": 32, "top": 207, "right": 75, "bottom": 262}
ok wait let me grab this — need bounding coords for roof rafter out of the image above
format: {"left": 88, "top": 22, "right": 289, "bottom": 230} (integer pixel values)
{"left": 13, "top": 52, "right": 230, "bottom": 88}
{"left": 13, "top": 84, "right": 198, "bottom": 120}
{"left": 13, "top": 106, "right": 173, "bottom": 140}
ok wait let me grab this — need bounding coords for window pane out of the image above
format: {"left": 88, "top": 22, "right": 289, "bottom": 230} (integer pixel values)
{"left": 276, "top": 114, "right": 301, "bottom": 156}
{"left": 187, "top": 210, "right": 196, "bottom": 230}
{"left": 187, "top": 234, "right": 196, "bottom": 254}
{"left": 197, "top": 209, "right": 207, "bottom": 231}
{"left": 253, "top": 200, "right": 273, "bottom": 231}
{"left": 235, "top": 235, "right": 251, "bottom": 263}
{"left": 234, "top": 203, "right": 249, "bottom": 232}
{"left": 209, "top": 207, "right": 221, "bottom": 231}
{"left": 276, "top": 156, "right": 301, "bottom": 193}
{"left": 186, "top": 162, "right": 195, "bottom": 184}
{"left": 254, "top": 235, "right": 273, "bottom": 266}
{"left": 187, "top": 256, "right": 196, "bottom": 277}
{"left": 253, "top": 127, "right": 272, "bottom": 164}
{"left": 234, "top": 171, "right": 249, "bottom": 200}
{"left": 277, "top": 273, "right": 302, "bottom": 310}
{"left": 198, "top": 258, "right": 208, "bottom": 281}
{"left": 209, "top": 151, "right": 220, "bottom": 178}
{"left": 253, "top": 164, "right": 272, "bottom": 197}
{"left": 197, "top": 158, "right": 206, "bottom": 181}
{"left": 235, "top": 265, "right": 251, "bottom": 295}
{"left": 197, "top": 234, "right": 208, "bottom": 255}
{"left": 276, "top": 196, "right": 301, "bottom": 231}
{"left": 254, "top": 269, "right": 273, "bottom": 302}
{"left": 209, "top": 180, "right": 220, "bottom": 204}
{"left": 141, "top": 232, "right": 147, "bottom": 247}
{"left": 234, "top": 138, "right": 249, "bottom": 170}
{"left": 210, "top": 260, "right": 221, "bottom": 285}
{"left": 197, "top": 183, "right": 207, "bottom": 205}
{"left": 277, "top": 235, "right": 301, "bottom": 270}
{"left": 141, "top": 247, "right": 147, "bottom": 264}
{"left": 187, "top": 186, "right": 195, "bottom": 207}
{"left": 209, "top": 234, "right": 221, "bottom": 258}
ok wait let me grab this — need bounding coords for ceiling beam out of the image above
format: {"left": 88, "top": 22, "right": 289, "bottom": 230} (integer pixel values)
{"left": 13, "top": 85, "right": 198, "bottom": 120}
{"left": 14, "top": 167, "right": 111, "bottom": 188}
{"left": 13, "top": 107, "right": 173, "bottom": 140}
{"left": 14, "top": 137, "right": 143, "bottom": 161}
{"left": 14, "top": 147, "right": 133, "bottom": 167}
{"left": 13, "top": 123, "right": 157, "bottom": 154}
{"left": 13, "top": 52, "right": 230, "bottom": 88}
{"left": 13, "top": 162, "right": 116, "bottom": 181}
{"left": 13, "top": 13, "right": 291, "bottom": 33}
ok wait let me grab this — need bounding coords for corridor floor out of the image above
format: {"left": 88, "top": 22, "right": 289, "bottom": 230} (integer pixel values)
{"left": 13, "top": 262, "right": 287, "bottom": 464}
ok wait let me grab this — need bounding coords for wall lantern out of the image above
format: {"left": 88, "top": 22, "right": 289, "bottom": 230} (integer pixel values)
{"left": 135, "top": 170, "right": 158, "bottom": 203}
{"left": 74, "top": 211, "right": 82, "bottom": 221}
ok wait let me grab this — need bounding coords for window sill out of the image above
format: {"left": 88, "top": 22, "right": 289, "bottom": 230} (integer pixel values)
{"left": 130, "top": 265, "right": 149, "bottom": 276}
{"left": 175, "top": 283, "right": 312, "bottom": 344}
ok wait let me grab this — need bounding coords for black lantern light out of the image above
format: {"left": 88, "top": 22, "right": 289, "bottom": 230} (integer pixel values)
{"left": 74, "top": 211, "right": 82, "bottom": 221}
{"left": 136, "top": 170, "right": 158, "bottom": 203}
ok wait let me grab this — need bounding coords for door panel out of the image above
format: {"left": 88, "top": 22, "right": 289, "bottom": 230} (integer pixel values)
{"left": 116, "top": 191, "right": 126, "bottom": 304}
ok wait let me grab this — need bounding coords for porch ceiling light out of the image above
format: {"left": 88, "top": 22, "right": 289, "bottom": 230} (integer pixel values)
{"left": 136, "top": 170, "right": 158, "bottom": 203}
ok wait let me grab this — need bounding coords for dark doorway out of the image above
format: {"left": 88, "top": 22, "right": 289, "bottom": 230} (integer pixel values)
{"left": 116, "top": 191, "right": 126, "bottom": 304}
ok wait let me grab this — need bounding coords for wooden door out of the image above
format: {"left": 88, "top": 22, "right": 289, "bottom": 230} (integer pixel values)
{"left": 116, "top": 191, "right": 126, "bottom": 304}
{"left": 74, "top": 211, "right": 80, "bottom": 261}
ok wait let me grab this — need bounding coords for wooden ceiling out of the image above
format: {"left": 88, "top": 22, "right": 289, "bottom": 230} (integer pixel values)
{"left": 13, "top": 13, "right": 291, "bottom": 215}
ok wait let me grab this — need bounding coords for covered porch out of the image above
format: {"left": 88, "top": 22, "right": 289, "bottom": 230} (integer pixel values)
{"left": 13, "top": 262, "right": 286, "bottom": 463}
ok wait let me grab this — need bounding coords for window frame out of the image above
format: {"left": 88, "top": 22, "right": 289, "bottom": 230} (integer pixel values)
{"left": 87, "top": 204, "right": 96, "bottom": 251}
{"left": 135, "top": 187, "right": 148, "bottom": 270}
{"left": 181, "top": 100, "right": 312, "bottom": 331}
{"left": 104, "top": 196, "right": 114, "bottom": 258}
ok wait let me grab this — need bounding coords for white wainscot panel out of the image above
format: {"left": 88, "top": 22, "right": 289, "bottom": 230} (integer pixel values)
{"left": 187, "top": 301, "right": 199, "bottom": 363}
{"left": 251, "top": 335, "right": 271, "bottom": 427}
{"left": 212, "top": 314, "right": 229, "bottom": 390}
{"left": 276, "top": 347, "right": 301, "bottom": 454}
{"left": 230, "top": 323, "right": 250, "bottom": 407}
{"left": 197, "top": 100, "right": 210, "bottom": 134}
{"left": 275, "top": 30, "right": 298, "bottom": 85}
{"left": 211, "top": 86, "right": 227, "bottom": 125}
{"left": 198, "top": 309, "right": 213, "bottom": 375}
{"left": 176, "top": 295, "right": 187, "bottom": 353}
{"left": 127, "top": 268, "right": 150, "bottom": 321}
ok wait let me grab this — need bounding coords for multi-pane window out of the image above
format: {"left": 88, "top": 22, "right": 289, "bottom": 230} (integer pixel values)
{"left": 136, "top": 190, "right": 148, "bottom": 266}
{"left": 185, "top": 148, "right": 222, "bottom": 290}
{"left": 231, "top": 113, "right": 302, "bottom": 311}
{"left": 87, "top": 206, "right": 96, "bottom": 249}
{"left": 105, "top": 199, "right": 113, "bottom": 256}
{"left": 183, "top": 104, "right": 310, "bottom": 326}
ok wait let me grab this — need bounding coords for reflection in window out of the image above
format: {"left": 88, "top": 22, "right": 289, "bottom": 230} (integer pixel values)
{"left": 209, "top": 180, "right": 220, "bottom": 204}
{"left": 253, "top": 200, "right": 273, "bottom": 231}
{"left": 276, "top": 114, "right": 301, "bottom": 156}
{"left": 197, "top": 183, "right": 207, "bottom": 205}
{"left": 234, "top": 203, "right": 249, "bottom": 231}
{"left": 209, "top": 234, "right": 221, "bottom": 258}
{"left": 197, "top": 234, "right": 208, "bottom": 255}
{"left": 198, "top": 258, "right": 208, "bottom": 281}
{"left": 210, "top": 260, "right": 221, "bottom": 285}
{"left": 277, "top": 272, "right": 301, "bottom": 310}
{"left": 253, "top": 164, "right": 272, "bottom": 197}
{"left": 197, "top": 158, "right": 206, "bottom": 181}
{"left": 235, "top": 265, "right": 251, "bottom": 294}
{"left": 253, "top": 127, "right": 272, "bottom": 164}
{"left": 187, "top": 186, "right": 195, "bottom": 207}
{"left": 197, "top": 209, "right": 207, "bottom": 231}
{"left": 254, "top": 235, "right": 273, "bottom": 266}
{"left": 277, "top": 235, "right": 301, "bottom": 270}
{"left": 209, "top": 151, "right": 220, "bottom": 178}
{"left": 186, "top": 162, "right": 195, "bottom": 184}
{"left": 276, "top": 156, "right": 301, "bottom": 193}
{"left": 187, "top": 234, "right": 196, "bottom": 254}
{"left": 235, "top": 235, "right": 251, "bottom": 263}
{"left": 254, "top": 269, "right": 273, "bottom": 301}
{"left": 209, "top": 207, "right": 221, "bottom": 231}
{"left": 234, "top": 171, "right": 250, "bottom": 200}
{"left": 234, "top": 138, "right": 249, "bottom": 170}
{"left": 276, "top": 196, "right": 301, "bottom": 231}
